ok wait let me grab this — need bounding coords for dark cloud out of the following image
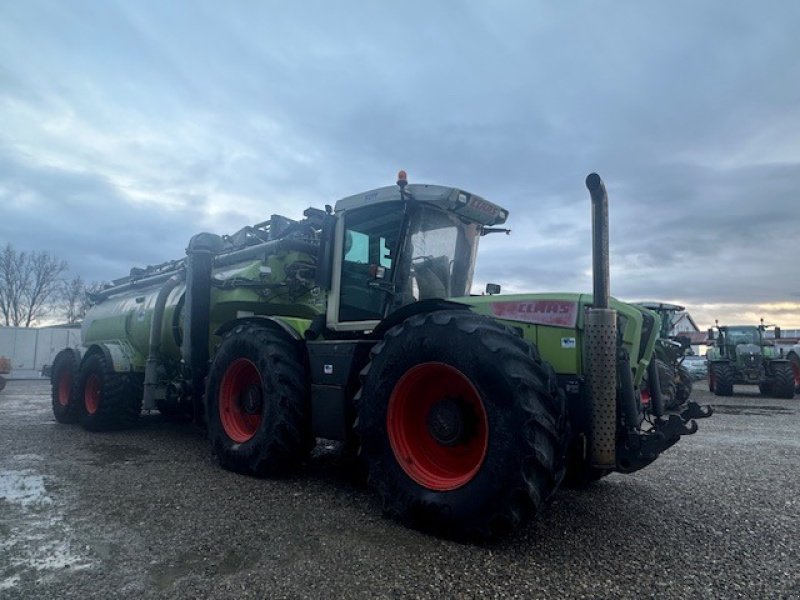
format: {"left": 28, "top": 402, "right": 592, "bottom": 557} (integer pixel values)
{"left": 1, "top": 1, "right": 799, "bottom": 325}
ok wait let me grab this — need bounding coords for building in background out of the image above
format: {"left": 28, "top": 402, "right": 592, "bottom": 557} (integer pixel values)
{"left": 0, "top": 325, "right": 81, "bottom": 379}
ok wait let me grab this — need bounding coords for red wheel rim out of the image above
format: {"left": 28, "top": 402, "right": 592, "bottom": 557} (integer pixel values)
{"left": 85, "top": 374, "right": 100, "bottom": 415}
{"left": 219, "top": 358, "right": 264, "bottom": 443}
{"left": 387, "top": 362, "right": 488, "bottom": 491}
{"left": 791, "top": 360, "right": 800, "bottom": 388}
{"left": 58, "top": 371, "right": 72, "bottom": 407}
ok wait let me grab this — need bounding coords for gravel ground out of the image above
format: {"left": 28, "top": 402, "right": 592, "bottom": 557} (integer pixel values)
{"left": 1, "top": 379, "right": 799, "bottom": 599}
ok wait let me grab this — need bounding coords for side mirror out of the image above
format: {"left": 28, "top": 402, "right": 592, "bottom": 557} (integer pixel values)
{"left": 485, "top": 283, "right": 501, "bottom": 296}
{"left": 707, "top": 328, "right": 715, "bottom": 342}
{"left": 774, "top": 326, "right": 781, "bottom": 339}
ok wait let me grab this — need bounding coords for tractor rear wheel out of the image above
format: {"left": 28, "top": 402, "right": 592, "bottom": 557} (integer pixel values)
{"left": 51, "top": 349, "right": 80, "bottom": 424}
{"left": 76, "top": 353, "right": 142, "bottom": 431}
{"left": 711, "top": 362, "right": 734, "bottom": 397}
{"left": 206, "top": 323, "right": 312, "bottom": 477}
{"left": 656, "top": 359, "right": 679, "bottom": 410}
{"left": 675, "top": 365, "right": 693, "bottom": 406}
{"left": 769, "top": 362, "right": 796, "bottom": 399}
{"left": 789, "top": 353, "right": 800, "bottom": 394}
{"left": 356, "top": 310, "right": 566, "bottom": 540}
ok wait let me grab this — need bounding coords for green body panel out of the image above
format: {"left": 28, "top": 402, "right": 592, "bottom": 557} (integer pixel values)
{"left": 460, "top": 293, "right": 658, "bottom": 386}
{"left": 82, "top": 254, "right": 322, "bottom": 372}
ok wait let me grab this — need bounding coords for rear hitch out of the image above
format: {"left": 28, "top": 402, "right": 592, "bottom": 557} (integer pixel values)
{"left": 616, "top": 407, "right": 710, "bottom": 473}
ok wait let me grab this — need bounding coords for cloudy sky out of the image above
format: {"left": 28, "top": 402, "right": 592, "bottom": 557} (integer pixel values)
{"left": 1, "top": 1, "right": 799, "bottom": 328}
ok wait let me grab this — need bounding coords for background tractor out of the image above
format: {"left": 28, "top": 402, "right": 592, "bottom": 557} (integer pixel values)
{"left": 635, "top": 302, "right": 694, "bottom": 410}
{"left": 49, "top": 172, "right": 711, "bottom": 539}
{"left": 706, "top": 322, "right": 795, "bottom": 398}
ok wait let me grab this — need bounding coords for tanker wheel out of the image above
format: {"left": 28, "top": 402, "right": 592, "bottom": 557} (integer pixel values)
{"left": 356, "top": 310, "right": 566, "bottom": 540}
{"left": 675, "top": 365, "right": 693, "bottom": 406}
{"left": 789, "top": 353, "right": 800, "bottom": 394}
{"left": 206, "top": 323, "right": 312, "bottom": 477}
{"left": 50, "top": 349, "right": 80, "bottom": 424}
{"left": 76, "top": 353, "right": 143, "bottom": 431}
{"left": 769, "top": 362, "right": 796, "bottom": 399}
{"left": 711, "top": 363, "right": 734, "bottom": 397}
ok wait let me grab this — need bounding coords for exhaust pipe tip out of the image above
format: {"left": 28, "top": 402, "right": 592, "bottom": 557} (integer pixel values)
{"left": 585, "top": 172, "right": 602, "bottom": 192}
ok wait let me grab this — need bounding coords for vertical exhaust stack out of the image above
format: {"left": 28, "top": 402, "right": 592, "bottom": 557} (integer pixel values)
{"left": 182, "top": 232, "right": 223, "bottom": 422}
{"left": 584, "top": 173, "right": 618, "bottom": 469}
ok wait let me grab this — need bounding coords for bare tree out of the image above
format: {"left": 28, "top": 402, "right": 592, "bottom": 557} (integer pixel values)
{"left": 23, "top": 251, "right": 68, "bottom": 326}
{"left": 61, "top": 277, "right": 103, "bottom": 324}
{"left": 0, "top": 243, "right": 68, "bottom": 327}
{"left": 62, "top": 275, "right": 85, "bottom": 324}
{"left": 0, "top": 244, "right": 27, "bottom": 326}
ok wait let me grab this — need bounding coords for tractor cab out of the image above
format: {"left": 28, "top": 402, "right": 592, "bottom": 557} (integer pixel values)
{"left": 713, "top": 325, "right": 765, "bottom": 359}
{"left": 325, "top": 173, "right": 509, "bottom": 331}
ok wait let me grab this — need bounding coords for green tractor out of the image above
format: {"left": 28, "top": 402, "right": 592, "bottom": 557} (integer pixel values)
{"left": 635, "top": 302, "right": 694, "bottom": 410}
{"left": 50, "top": 172, "right": 711, "bottom": 538}
{"left": 706, "top": 321, "right": 795, "bottom": 398}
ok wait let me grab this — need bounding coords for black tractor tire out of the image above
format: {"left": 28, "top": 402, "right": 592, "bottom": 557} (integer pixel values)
{"left": 355, "top": 310, "right": 567, "bottom": 540}
{"left": 789, "top": 353, "right": 800, "bottom": 394}
{"left": 206, "top": 323, "right": 313, "bottom": 477}
{"left": 675, "top": 365, "right": 693, "bottom": 406}
{"left": 769, "top": 362, "right": 796, "bottom": 399}
{"left": 50, "top": 349, "right": 81, "bottom": 424}
{"left": 758, "top": 381, "right": 773, "bottom": 397}
{"left": 76, "top": 352, "right": 143, "bottom": 431}
{"left": 656, "top": 359, "right": 679, "bottom": 410}
{"left": 710, "top": 362, "right": 734, "bottom": 397}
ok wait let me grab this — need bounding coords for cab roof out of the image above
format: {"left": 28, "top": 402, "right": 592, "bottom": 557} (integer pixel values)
{"left": 334, "top": 184, "right": 509, "bottom": 226}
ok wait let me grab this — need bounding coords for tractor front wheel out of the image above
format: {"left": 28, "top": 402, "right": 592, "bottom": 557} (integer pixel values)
{"left": 205, "top": 323, "right": 312, "bottom": 477}
{"left": 711, "top": 363, "right": 734, "bottom": 397}
{"left": 356, "top": 310, "right": 566, "bottom": 540}
{"left": 769, "top": 362, "right": 796, "bottom": 399}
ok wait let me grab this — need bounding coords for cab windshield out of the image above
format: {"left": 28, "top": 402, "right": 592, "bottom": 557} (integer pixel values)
{"left": 337, "top": 203, "right": 481, "bottom": 322}
{"left": 725, "top": 327, "right": 760, "bottom": 345}
{"left": 400, "top": 206, "right": 480, "bottom": 302}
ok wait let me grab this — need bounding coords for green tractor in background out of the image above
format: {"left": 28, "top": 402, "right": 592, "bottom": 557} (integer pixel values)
{"left": 635, "top": 302, "right": 694, "bottom": 410}
{"left": 706, "top": 321, "right": 795, "bottom": 398}
{"left": 49, "top": 172, "right": 711, "bottom": 539}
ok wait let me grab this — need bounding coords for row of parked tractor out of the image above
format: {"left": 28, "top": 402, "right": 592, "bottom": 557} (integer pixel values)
{"left": 636, "top": 303, "right": 800, "bottom": 404}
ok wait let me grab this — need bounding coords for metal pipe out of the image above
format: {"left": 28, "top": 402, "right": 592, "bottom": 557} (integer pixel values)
{"left": 586, "top": 172, "right": 610, "bottom": 309}
{"left": 91, "top": 269, "right": 182, "bottom": 302}
{"left": 213, "top": 237, "right": 318, "bottom": 268}
{"left": 584, "top": 173, "right": 618, "bottom": 469}
{"left": 142, "top": 272, "right": 185, "bottom": 411}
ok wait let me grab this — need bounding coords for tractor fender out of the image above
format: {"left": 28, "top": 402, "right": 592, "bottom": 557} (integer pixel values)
{"left": 371, "top": 299, "right": 472, "bottom": 339}
{"left": 214, "top": 316, "right": 304, "bottom": 342}
{"left": 81, "top": 342, "right": 138, "bottom": 373}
